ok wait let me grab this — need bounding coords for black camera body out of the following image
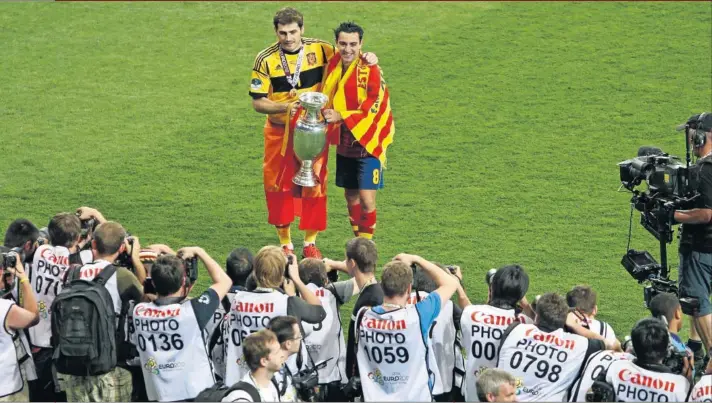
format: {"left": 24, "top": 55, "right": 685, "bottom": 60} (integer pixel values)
{"left": 284, "top": 255, "right": 294, "bottom": 280}
{"left": 182, "top": 256, "right": 198, "bottom": 285}
{"left": 341, "top": 376, "right": 362, "bottom": 401}
{"left": 2, "top": 247, "right": 24, "bottom": 270}
{"left": 115, "top": 236, "right": 135, "bottom": 269}
{"left": 79, "top": 217, "right": 97, "bottom": 239}
{"left": 292, "top": 367, "right": 320, "bottom": 402}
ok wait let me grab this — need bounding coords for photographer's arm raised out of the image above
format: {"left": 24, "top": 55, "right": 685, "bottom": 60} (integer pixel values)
{"left": 286, "top": 255, "right": 321, "bottom": 306}
{"left": 178, "top": 247, "right": 232, "bottom": 301}
{"left": 76, "top": 206, "right": 107, "bottom": 225}
{"left": 128, "top": 237, "right": 147, "bottom": 284}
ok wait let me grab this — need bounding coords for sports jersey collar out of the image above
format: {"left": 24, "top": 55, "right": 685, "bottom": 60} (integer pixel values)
{"left": 279, "top": 41, "right": 304, "bottom": 55}
{"left": 633, "top": 360, "right": 673, "bottom": 373}
{"left": 254, "top": 287, "right": 286, "bottom": 295}
{"left": 154, "top": 296, "right": 186, "bottom": 306}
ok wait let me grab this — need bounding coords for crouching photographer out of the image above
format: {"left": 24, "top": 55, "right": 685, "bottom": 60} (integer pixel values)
{"left": 132, "top": 246, "right": 232, "bottom": 402}
{"left": 673, "top": 113, "right": 712, "bottom": 373}
{"left": 587, "top": 318, "right": 690, "bottom": 402}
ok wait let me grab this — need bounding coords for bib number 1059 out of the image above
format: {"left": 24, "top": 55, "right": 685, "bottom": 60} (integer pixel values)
{"left": 363, "top": 345, "right": 409, "bottom": 364}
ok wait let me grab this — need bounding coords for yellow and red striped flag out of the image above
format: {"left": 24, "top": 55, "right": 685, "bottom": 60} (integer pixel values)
{"left": 321, "top": 53, "right": 395, "bottom": 166}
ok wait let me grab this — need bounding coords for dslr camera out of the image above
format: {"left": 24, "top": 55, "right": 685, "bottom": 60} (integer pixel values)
{"left": 115, "top": 235, "right": 135, "bottom": 269}
{"left": 2, "top": 247, "right": 24, "bottom": 269}
{"left": 182, "top": 256, "right": 198, "bottom": 285}
{"left": 341, "top": 376, "right": 362, "bottom": 401}
{"left": 284, "top": 255, "right": 294, "bottom": 279}
{"left": 292, "top": 358, "right": 331, "bottom": 402}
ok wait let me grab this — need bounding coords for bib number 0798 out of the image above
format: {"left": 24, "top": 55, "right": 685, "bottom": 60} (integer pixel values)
{"left": 509, "top": 351, "right": 562, "bottom": 382}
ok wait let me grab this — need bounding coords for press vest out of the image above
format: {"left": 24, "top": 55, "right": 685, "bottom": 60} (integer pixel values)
{"left": 225, "top": 290, "right": 289, "bottom": 385}
{"left": 356, "top": 305, "right": 432, "bottom": 402}
{"left": 498, "top": 324, "right": 589, "bottom": 402}
{"left": 461, "top": 304, "right": 531, "bottom": 401}
{"left": 605, "top": 359, "right": 690, "bottom": 402}
{"left": 133, "top": 298, "right": 215, "bottom": 401}
{"left": 0, "top": 299, "right": 23, "bottom": 398}
{"left": 302, "top": 283, "right": 346, "bottom": 384}
{"left": 206, "top": 291, "right": 237, "bottom": 381}
{"left": 690, "top": 374, "right": 712, "bottom": 402}
{"left": 29, "top": 244, "right": 72, "bottom": 348}
{"left": 568, "top": 350, "right": 634, "bottom": 402}
{"left": 408, "top": 291, "right": 455, "bottom": 395}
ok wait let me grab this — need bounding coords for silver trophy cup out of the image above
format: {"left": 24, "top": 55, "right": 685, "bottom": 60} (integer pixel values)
{"left": 292, "top": 92, "right": 329, "bottom": 187}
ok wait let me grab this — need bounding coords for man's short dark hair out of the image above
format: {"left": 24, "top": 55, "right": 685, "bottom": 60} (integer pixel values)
{"left": 150, "top": 255, "right": 185, "bottom": 296}
{"left": 631, "top": 317, "right": 670, "bottom": 364}
{"left": 490, "top": 264, "right": 529, "bottom": 308}
{"left": 298, "top": 258, "right": 328, "bottom": 288}
{"left": 648, "top": 293, "right": 680, "bottom": 324}
{"left": 273, "top": 7, "right": 303, "bottom": 29}
{"left": 226, "top": 247, "right": 253, "bottom": 288}
{"left": 346, "top": 237, "right": 377, "bottom": 274}
{"left": 93, "top": 222, "right": 126, "bottom": 256}
{"left": 334, "top": 21, "right": 364, "bottom": 42}
{"left": 4, "top": 219, "right": 39, "bottom": 248}
{"left": 535, "top": 293, "right": 569, "bottom": 330}
{"left": 48, "top": 213, "right": 81, "bottom": 248}
{"left": 268, "top": 315, "right": 299, "bottom": 344}
{"left": 566, "top": 285, "right": 597, "bottom": 315}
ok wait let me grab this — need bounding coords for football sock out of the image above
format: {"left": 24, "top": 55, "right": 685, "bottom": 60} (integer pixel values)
{"left": 358, "top": 209, "right": 377, "bottom": 239}
{"left": 348, "top": 203, "right": 362, "bottom": 237}
{"left": 304, "top": 230, "right": 318, "bottom": 245}
{"left": 276, "top": 225, "right": 291, "bottom": 246}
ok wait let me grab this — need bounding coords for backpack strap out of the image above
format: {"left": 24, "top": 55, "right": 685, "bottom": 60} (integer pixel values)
{"left": 228, "top": 381, "right": 262, "bottom": 402}
{"left": 93, "top": 264, "right": 117, "bottom": 286}
{"left": 221, "top": 296, "right": 232, "bottom": 314}
{"left": 326, "top": 283, "right": 344, "bottom": 306}
{"left": 208, "top": 317, "right": 225, "bottom": 353}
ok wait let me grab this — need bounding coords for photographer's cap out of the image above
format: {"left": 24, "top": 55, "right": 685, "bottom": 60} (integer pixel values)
{"left": 676, "top": 112, "right": 712, "bottom": 132}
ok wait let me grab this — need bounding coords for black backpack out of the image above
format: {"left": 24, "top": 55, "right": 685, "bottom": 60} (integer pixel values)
{"left": 195, "top": 381, "right": 262, "bottom": 402}
{"left": 51, "top": 264, "right": 117, "bottom": 376}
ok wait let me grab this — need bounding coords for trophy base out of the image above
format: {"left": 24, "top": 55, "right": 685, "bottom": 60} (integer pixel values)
{"left": 293, "top": 162, "right": 318, "bottom": 187}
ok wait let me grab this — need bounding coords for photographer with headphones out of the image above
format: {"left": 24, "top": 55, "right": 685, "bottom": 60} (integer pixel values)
{"left": 132, "top": 247, "right": 232, "bottom": 402}
{"left": 673, "top": 113, "right": 712, "bottom": 373}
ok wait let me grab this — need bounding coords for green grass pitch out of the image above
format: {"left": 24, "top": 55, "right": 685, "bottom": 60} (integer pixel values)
{"left": 1, "top": 1, "right": 711, "bottom": 336}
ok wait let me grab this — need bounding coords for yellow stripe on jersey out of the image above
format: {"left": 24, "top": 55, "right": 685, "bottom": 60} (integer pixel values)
{"left": 250, "top": 38, "right": 335, "bottom": 124}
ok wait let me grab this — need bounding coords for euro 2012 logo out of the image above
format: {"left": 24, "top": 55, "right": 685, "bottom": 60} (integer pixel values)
{"left": 474, "top": 366, "right": 490, "bottom": 378}
{"left": 368, "top": 369, "right": 384, "bottom": 386}
{"left": 515, "top": 378, "right": 524, "bottom": 395}
{"left": 236, "top": 354, "right": 247, "bottom": 367}
{"left": 145, "top": 357, "right": 159, "bottom": 375}
{"left": 38, "top": 301, "right": 48, "bottom": 319}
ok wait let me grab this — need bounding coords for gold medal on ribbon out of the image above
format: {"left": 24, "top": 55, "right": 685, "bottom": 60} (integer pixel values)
{"left": 289, "top": 88, "right": 297, "bottom": 98}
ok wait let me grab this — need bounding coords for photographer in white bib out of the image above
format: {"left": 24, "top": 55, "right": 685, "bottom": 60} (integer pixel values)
{"left": 133, "top": 247, "right": 232, "bottom": 402}
{"left": 599, "top": 318, "right": 691, "bottom": 402}
{"left": 457, "top": 264, "right": 534, "bottom": 402}
{"left": 356, "top": 253, "right": 459, "bottom": 402}
{"left": 497, "top": 293, "right": 606, "bottom": 402}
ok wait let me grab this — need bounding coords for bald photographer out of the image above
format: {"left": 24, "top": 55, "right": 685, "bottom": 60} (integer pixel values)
{"left": 673, "top": 113, "right": 712, "bottom": 372}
